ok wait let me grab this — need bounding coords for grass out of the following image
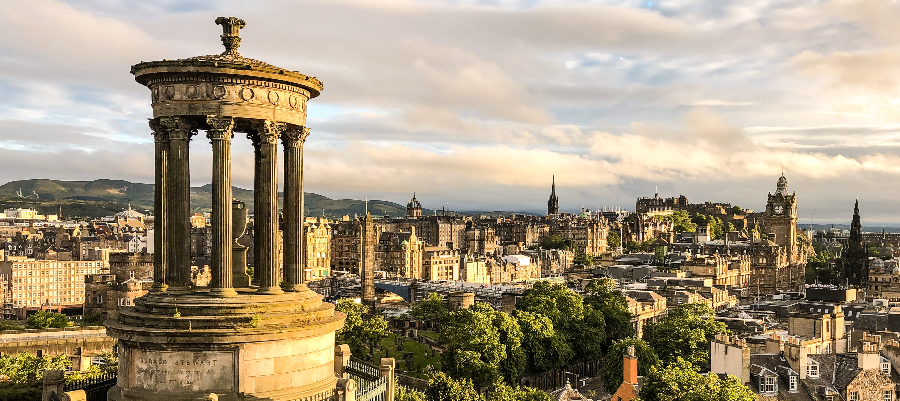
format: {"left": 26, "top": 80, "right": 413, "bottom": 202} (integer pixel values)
{"left": 369, "top": 334, "right": 442, "bottom": 380}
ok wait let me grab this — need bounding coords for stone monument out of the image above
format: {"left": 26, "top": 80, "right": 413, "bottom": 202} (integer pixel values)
{"left": 106, "top": 17, "right": 345, "bottom": 401}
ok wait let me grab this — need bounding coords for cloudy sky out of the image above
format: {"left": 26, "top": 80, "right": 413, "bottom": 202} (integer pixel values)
{"left": 1, "top": 0, "right": 899, "bottom": 223}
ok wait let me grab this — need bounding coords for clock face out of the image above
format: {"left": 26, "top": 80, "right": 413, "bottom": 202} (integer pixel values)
{"left": 774, "top": 205, "right": 784, "bottom": 214}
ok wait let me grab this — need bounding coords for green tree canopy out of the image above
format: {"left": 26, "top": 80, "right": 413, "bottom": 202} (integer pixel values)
{"left": 642, "top": 303, "right": 728, "bottom": 370}
{"left": 583, "top": 278, "right": 634, "bottom": 348}
{"left": 411, "top": 293, "right": 449, "bottom": 325}
{"left": 426, "top": 372, "right": 483, "bottom": 401}
{"left": 731, "top": 206, "right": 744, "bottom": 215}
{"left": 440, "top": 303, "right": 507, "bottom": 388}
{"left": 334, "top": 298, "right": 390, "bottom": 358}
{"left": 26, "top": 311, "right": 71, "bottom": 329}
{"left": 513, "top": 310, "right": 572, "bottom": 373}
{"left": 539, "top": 235, "right": 572, "bottom": 251}
{"left": 518, "top": 281, "right": 584, "bottom": 333}
{"left": 669, "top": 210, "right": 697, "bottom": 233}
{"left": 0, "top": 352, "right": 71, "bottom": 384}
{"left": 639, "top": 358, "right": 754, "bottom": 401}
{"left": 599, "top": 338, "right": 659, "bottom": 393}
{"left": 486, "top": 381, "right": 554, "bottom": 401}
{"left": 607, "top": 232, "right": 621, "bottom": 250}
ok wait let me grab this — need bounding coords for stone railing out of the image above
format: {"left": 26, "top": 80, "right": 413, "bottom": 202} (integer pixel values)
{"left": 335, "top": 345, "right": 395, "bottom": 401}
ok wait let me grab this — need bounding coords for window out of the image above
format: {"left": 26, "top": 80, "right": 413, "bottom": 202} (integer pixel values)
{"left": 849, "top": 391, "right": 858, "bottom": 401}
{"left": 883, "top": 362, "right": 891, "bottom": 374}
{"left": 885, "top": 390, "right": 893, "bottom": 401}
{"left": 789, "top": 375, "right": 797, "bottom": 391}
{"left": 760, "top": 376, "right": 776, "bottom": 393}
{"left": 808, "top": 364, "right": 819, "bottom": 378}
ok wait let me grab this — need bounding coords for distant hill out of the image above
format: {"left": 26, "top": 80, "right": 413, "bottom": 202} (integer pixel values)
{"left": 0, "top": 179, "right": 538, "bottom": 220}
{"left": 0, "top": 179, "right": 408, "bottom": 219}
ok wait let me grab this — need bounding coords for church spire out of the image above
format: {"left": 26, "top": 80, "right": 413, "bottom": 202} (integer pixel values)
{"left": 548, "top": 175, "right": 559, "bottom": 216}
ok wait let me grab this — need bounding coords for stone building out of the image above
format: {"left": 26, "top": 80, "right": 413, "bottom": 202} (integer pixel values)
{"left": 635, "top": 193, "right": 688, "bottom": 216}
{"left": 304, "top": 218, "right": 331, "bottom": 281}
{"left": 550, "top": 217, "right": 609, "bottom": 256}
{"left": 463, "top": 223, "right": 499, "bottom": 255}
{"left": 423, "top": 247, "right": 459, "bottom": 281}
{"left": 0, "top": 258, "right": 106, "bottom": 313}
{"left": 680, "top": 254, "right": 751, "bottom": 287}
{"left": 376, "top": 229, "right": 424, "bottom": 279}
{"left": 83, "top": 253, "right": 154, "bottom": 319}
{"left": 460, "top": 254, "right": 491, "bottom": 284}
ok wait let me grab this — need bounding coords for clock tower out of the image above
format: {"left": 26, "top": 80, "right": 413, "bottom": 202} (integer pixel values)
{"left": 763, "top": 174, "right": 798, "bottom": 261}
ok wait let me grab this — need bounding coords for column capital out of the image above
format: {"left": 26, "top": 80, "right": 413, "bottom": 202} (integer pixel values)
{"left": 247, "top": 120, "right": 283, "bottom": 145}
{"left": 281, "top": 126, "right": 310, "bottom": 148}
{"left": 149, "top": 119, "right": 168, "bottom": 143}
{"left": 206, "top": 115, "right": 235, "bottom": 142}
{"left": 159, "top": 116, "right": 197, "bottom": 141}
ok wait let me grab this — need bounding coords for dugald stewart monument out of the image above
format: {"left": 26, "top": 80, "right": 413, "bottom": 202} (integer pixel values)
{"left": 105, "top": 17, "right": 345, "bottom": 400}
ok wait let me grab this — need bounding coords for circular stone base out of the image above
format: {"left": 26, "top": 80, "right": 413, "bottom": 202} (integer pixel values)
{"left": 106, "top": 288, "right": 344, "bottom": 401}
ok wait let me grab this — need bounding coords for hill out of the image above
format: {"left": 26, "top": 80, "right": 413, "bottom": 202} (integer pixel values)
{"left": 0, "top": 179, "right": 408, "bottom": 219}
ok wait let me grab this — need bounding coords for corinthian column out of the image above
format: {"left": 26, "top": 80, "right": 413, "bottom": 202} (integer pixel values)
{"left": 281, "top": 126, "right": 310, "bottom": 292}
{"left": 160, "top": 116, "right": 196, "bottom": 295}
{"left": 149, "top": 119, "right": 168, "bottom": 293}
{"left": 249, "top": 120, "right": 284, "bottom": 294}
{"left": 207, "top": 116, "right": 237, "bottom": 297}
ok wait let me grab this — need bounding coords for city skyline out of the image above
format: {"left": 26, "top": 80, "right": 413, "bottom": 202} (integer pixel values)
{"left": 2, "top": 1, "right": 899, "bottom": 222}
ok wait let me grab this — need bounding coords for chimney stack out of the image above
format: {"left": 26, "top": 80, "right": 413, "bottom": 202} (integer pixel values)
{"left": 623, "top": 345, "right": 638, "bottom": 385}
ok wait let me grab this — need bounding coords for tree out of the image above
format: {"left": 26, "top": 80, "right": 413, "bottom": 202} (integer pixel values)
{"left": 486, "top": 381, "right": 554, "bottom": 401}
{"left": 607, "top": 232, "right": 621, "bottom": 250}
{"left": 517, "top": 281, "right": 583, "bottom": 333}
{"left": 411, "top": 293, "right": 448, "bottom": 327}
{"left": 513, "top": 310, "right": 572, "bottom": 373}
{"left": 426, "top": 372, "right": 484, "bottom": 401}
{"left": 485, "top": 304, "right": 527, "bottom": 385}
{"left": 396, "top": 379, "right": 428, "bottom": 401}
{"left": 26, "top": 311, "right": 70, "bottom": 329}
{"left": 583, "top": 278, "right": 634, "bottom": 348}
{"left": 599, "top": 338, "right": 659, "bottom": 393}
{"left": 642, "top": 303, "right": 728, "bottom": 370}
{"left": 639, "top": 358, "right": 754, "bottom": 401}
{"left": 539, "top": 235, "right": 572, "bottom": 251}
{"left": 573, "top": 252, "right": 594, "bottom": 267}
{"left": 669, "top": 210, "right": 696, "bottom": 233}
{"left": 0, "top": 352, "right": 71, "bottom": 384}
{"left": 334, "top": 298, "right": 390, "bottom": 358}
{"left": 440, "top": 303, "right": 506, "bottom": 388}
{"left": 731, "top": 205, "right": 744, "bottom": 215}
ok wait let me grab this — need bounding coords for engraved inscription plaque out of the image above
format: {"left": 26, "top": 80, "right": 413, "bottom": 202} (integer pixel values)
{"left": 133, "top": 350, "right": 234, "bottom": 392}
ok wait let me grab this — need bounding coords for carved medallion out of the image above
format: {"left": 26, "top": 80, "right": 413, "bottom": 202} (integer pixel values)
{"left": 164, "top": 85, "right": 175, "bottom": 100}
{"left": 267, "top": 90, "right": 280, "bottom": 105}
{"left": 289, "top": 96, "right": 298, "bottom": 109}
{"left": 212, "top": 85, "right": 227, "bottom": 99}
{"left": 239, "top": 87, "right": 255, "bottom": 101}
{"left": 185, "top": 85, "right": 199, "bottom": 99}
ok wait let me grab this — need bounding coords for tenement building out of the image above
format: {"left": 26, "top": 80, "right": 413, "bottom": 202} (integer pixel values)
{"left": 105, "top": 18, "right": 344, "bottom": 400}
{"left": 0, "top": 258, "right": 106, "bottom": 315}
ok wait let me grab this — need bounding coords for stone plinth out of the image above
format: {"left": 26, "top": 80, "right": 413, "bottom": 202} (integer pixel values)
{"left": 106, "top": 288, "right": 343, "bottom": 401}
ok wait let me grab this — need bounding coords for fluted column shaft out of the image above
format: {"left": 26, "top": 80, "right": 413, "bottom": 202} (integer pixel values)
{"left": 207, "top": 116, "right": 237, "bottom": 297}
{"left": 281, "top": 126, "right": 310, "bottom": 291}
{"left": 250, "top": 120, "right": 283, "bottom": 294}
{"left": 149, "top": 119, "right": 168, "bottom": 293}
{"left": 161, "top": 116, "right": 195, "bottom": 294}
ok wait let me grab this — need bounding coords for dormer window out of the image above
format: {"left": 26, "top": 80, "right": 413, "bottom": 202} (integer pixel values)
{"left": 760, "top": 376, "right": 776, "bottom": 393}
{"left": 789, "top": 375, "right": 797, "bottom": 391}
{"left": 883, "top": 361, "right": 891, "bottom": 374}
{"left": 808, "top": 363, "right": 819, "bottom": 379}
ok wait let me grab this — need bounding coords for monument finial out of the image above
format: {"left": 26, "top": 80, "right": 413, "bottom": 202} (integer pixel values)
{"left": 215, "top": 17, "right": 246, "bottom": 57}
